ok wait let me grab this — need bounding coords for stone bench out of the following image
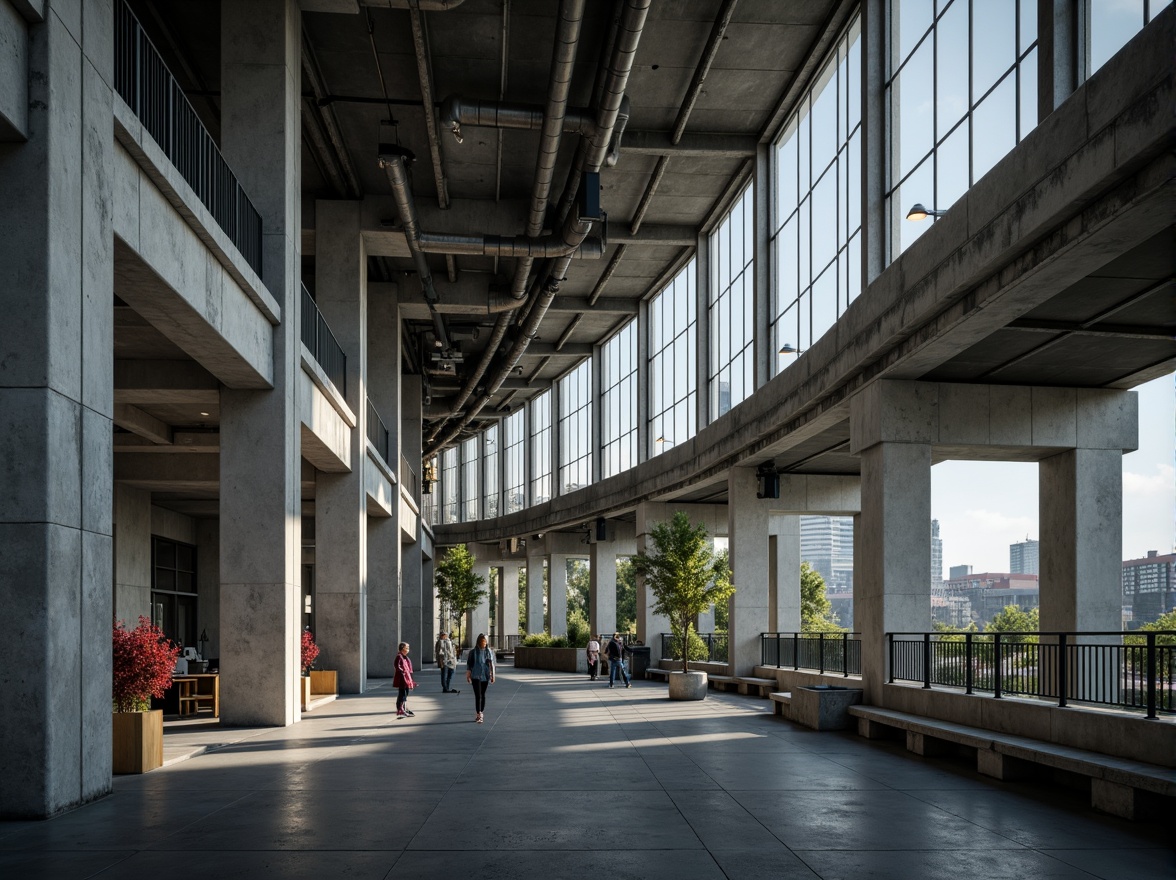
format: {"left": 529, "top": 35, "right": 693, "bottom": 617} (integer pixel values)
{"left": 769, "top": 692, "right": 792, "bottom": 715}
{"left": 736, "top": 676, "right": 778, "bottom": 697}
{"left": 848, "top": 706, "right": 1176, "bottom": 820}
{"left": 707, "top": 675, "right": 740, "bottom": 692}
{"left": 645, "top": 668, "right": 670, "bottom": 682}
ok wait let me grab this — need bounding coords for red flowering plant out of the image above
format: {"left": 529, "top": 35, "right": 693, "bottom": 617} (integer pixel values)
{"left": 112, "top": 616, "right": 180, "bottom": 713}
{"left": 301, "top": 629, "right": 320, "bottom": 676}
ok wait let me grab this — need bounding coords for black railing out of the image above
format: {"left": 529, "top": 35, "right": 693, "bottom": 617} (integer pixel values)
{"left": 761, "top": 632, "right": 861, "bottom": 676}
{"left": 660, "top": 632, "right": 728, "bottom": 663}
{"left": 114, "top": 1, "right": 263, "bottom": 276}
{"left": 401, "top": 455, "right": 419, "bottom": 498}
{"left": 300, "top": 285, "right": 347, "bottom": 397}
{"left": 889, "top": 631, "right": 1175, "bottom": 719}
{"left": 367, "top": 398, "right": 390, "bottom": 464}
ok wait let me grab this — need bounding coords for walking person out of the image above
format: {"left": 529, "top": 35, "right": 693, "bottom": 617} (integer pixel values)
{"left": 465, "top": 633, "right": 495, "bottom": 723}
{"left": 394, "top": 642, "right": 416, "bottom": 718}
{"left": 586, "top": 634, "right": 601, "bottom": 681}
{"left": 435, "top": 631, "right": 459, "bottom": 693}
{"left": 606, "top": 633, "right": 631, "bottom": 688}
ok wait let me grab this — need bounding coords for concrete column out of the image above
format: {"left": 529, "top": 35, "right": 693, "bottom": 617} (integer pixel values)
{"left": 218, "top": 0, "right": 302, "bottom": 726}
{"left": 635, "top": 502, "right": 672, "bottom": 656}
{"left": 861, "top": 0, "right": 887, "bottom": 284}
{"left": 399, "top": 376, "right": 424, "bottom": 660}
{"left": 770, "top": 515, "right": 802, "bottom": 632}
{"left": 1038, "top": 0, "right": 1081, "bottom": 120}
{"left": 0, "top": 0, "right": 115, "bottom": 817}
{"left": 114, "top": 485, "right": 152, "bottom": 624}
{"left": 728, "top": 468, "right": 771, "bottom": 675}
{"left": 196, "top": 518, "right": 221, "bottom": 661}
{"left": 468, "top": 560, "right": 492, "bottom": 644}
{"left": 525, "top": 554, "right": 545, "bottom": 634}
{"left": 589, "top": 542, "right": 617, "bottom": 636}
{"left": 365, "top": 282, "right": 400, "bottom": 678}
{"left": 414, "top": 551, "right": 432, "bottom": 655}
{"left": 499, "top": 564, "right": 520, "bottom": 640}
{"left": 1039, "top": 448, "right": 1123, "bottom": 633}
{"left": 548, "top": 554, "right": 569, "bottom": 636}
{"left": 857, "top": 442, "right": 932, "bottom": 701}
{"left": 314, "top": 200, "right": 367, "bottom": 693}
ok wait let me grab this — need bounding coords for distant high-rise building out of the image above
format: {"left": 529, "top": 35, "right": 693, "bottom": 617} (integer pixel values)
{"left": 931, "top": 519, "right": 944, "bottom": 596}
{"left": 800, "top": 516, "right": 854, "bottom": 592}
{"left": 1122, "top": 550, "right": 1176, "bottom": 627}
{"left": 949, "top": 564, "right": 973, "bottom": 580}
{"left": 1010, "top": 537, "right": 1039, "bottom": 575}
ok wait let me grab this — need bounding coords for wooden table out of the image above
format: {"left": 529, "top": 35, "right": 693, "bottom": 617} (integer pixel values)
{"left": 171, "top": 674, "right": 219, "bottom": 717}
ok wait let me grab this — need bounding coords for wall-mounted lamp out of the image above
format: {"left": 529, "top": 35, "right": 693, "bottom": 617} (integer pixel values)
{"left": 905, "top": 203, "right": 946, "bottom": 221}
{"left": 655, "top": 436, "right": 675, "bottom": 450}
{"left": 778, "top": 343, "right": 804, "bottom": 355}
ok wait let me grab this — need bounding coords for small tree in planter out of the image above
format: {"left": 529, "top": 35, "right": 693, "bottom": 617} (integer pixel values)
{"left": 435, "top": 544, "right": 488, "bottom": 649}
{"left": 632, "top": 511, "right": 734, "bottom": 700}
{"left": 112, "top": 616, "right": 179, "bottom": 773}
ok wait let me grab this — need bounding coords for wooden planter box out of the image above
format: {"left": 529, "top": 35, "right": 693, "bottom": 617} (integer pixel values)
{"left": 112, "top": 710, "right": 163, "bottom": 774}
{"left": 309, "top": 670, "right": 337, "bottom": 696}
{"left": 300, "top": 675, "right": 312, "bottom": 710}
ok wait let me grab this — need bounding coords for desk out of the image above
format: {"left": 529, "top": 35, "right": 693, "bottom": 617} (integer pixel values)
{"left": 171, "top": 674, "right": 219, "bottom": 717}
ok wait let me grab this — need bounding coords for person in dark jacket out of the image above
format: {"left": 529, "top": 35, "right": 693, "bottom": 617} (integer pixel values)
{"left": 465, "top": 633, "right": 496, "bottom": 723}
{"left": 393, "top": 642, "right": 416, "bottom": 718}
{"left": 606, "top": 633, "right": 631, "bottom": 688}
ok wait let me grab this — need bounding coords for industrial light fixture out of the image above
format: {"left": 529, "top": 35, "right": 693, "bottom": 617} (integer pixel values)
{"left": 905, "top": 203, "right": 946, "bottom": 221}
{"left": 778, "top": 343, "right": 804, "bottom": 355}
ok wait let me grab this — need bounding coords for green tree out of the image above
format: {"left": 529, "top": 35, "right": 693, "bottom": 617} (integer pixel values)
{"left": 616, "top": 557, "right": 636, "bottom": 633}
{"left": 713, "top": 548, "right": 730, "bottom": 632}
{"left": 985, "top": 604, "right": 1039, "bottom": 642}
{"left": 567, "top": 558, "right": 590, "bottom": 620}
{"left": 801, "top": 561, "right": 844, "bottom": 632}
{"left": 518, "top": 567, "right": 527, "bottom": 634}
{"left": 434, "top": 544, "right": 488, "bottom": 648}
{"left": 631, "top": 511, "right": 735, "bottom": 673}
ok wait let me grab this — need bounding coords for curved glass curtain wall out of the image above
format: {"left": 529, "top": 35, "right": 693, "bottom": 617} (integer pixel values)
{"left": 709, "top": 186, "right": 756, "bottom": 417}
{"left": 601, "top": 320, "right": 638, "bottom": 479}
{"left": 530, "top": 390, "right": 552, "bottom": 506}
{"left": 559, "top": 359, "right": 593, "bottom": 494}
{"left": 648, "top": 259, "right": 698, "bottom": 458}
{"left": 503, "top": 409, "right": 526, "bottom": 515}
{"left": 482, "top": 424, "right": 499, "bottom": 519}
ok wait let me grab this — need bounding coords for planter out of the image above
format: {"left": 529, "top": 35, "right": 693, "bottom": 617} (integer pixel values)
{"left": 309, "top": 669, "right": 337, "bottom": 696}
{"left": 112, "top": 709, "right": 163, "bottom": 774}
{"left": 514, "top": 646, "right": 584, "bottom": 673}
{"left": 792, "top": 685, "right": 863, "bottom": 730}
{"left": 668, "top": 670, "right": 708, "bottom": 701}
{"left": 300, "top": 675, "right": 312, "bottom": 710}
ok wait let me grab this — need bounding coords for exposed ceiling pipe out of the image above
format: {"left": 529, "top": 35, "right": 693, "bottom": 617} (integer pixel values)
{"left": 418, "top": 233, "right": 603, "bottom": 259}
{"left": 440, "top": 96, "right": 596, "bottom": 141}
{"left": 407, "top": 4, "right": 450, "bottom": 209}
{"left": 302, "top": 32, "right": 362, "bottom": 198}
{"left": 427, "top": 0, "right": 650, "bottom": 454}
{"left": 378, "top": 151, "right": 451, "bottom": 353}
{"left": 359, "top": 0, "right": 467, "bottom": 9}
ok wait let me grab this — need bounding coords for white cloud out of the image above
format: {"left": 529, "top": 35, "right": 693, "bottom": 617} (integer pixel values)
{"left": 962, "top": 509, "right": 1035, "bottom": 535}
{"left": 1123, "top": 464, "right": 1175, "bottom": 498}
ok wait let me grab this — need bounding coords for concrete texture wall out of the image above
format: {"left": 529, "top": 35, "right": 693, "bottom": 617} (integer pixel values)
{"left": 728, "top": 468, "right": 771, "bottom": 676}
{"left": 150, "top": 505, "right": 196, "bottom": 545}
{"left": 769, "top": 515, "right": 801, "bottom": 633}
{"left": 0, "top": 0, "right": 115, "bottom": 818}
{"left": 113, "top": 485, "right": 151, "bottom": 624}
{"left": 299, "top": 362, "right": 352, "bottom": 471}
{"left": 0, "top": 0, "right": 28, "bottom": 139}
{"left": 196, "top": 518, "right": 220, "bottom": 661}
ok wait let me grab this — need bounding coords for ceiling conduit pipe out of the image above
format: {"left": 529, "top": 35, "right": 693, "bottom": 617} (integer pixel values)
{"left": 425, "top": 0, "right": 588, "bottom": 449}
{"left": 359, "top": 0, "right": 467, "bottom": 10}
{"left": 440, "top": 96, "right": 597, "bottom": 140}
{"left": 427, "top": 0, "right": 650, "bottom": 455}
{"left": 378, "top": 151, "right": 452, "bottom": 354}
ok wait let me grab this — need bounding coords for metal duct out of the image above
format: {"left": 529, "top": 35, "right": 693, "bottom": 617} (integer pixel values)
{"left": 358, "top": 0, "right": 467, "bottom": 10}
{"left": 418, "top": 233, "right": 603, "bottom": 259}
{"left": 604, "top": 94, "right": 631, "bottom": 167}
{"left": 439, "top": 96, "right": 596, "bottom": 140}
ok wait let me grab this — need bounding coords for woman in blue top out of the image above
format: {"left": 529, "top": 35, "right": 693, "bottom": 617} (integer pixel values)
{"left": 465, "top": 633, "right": 495, "bottom": 723}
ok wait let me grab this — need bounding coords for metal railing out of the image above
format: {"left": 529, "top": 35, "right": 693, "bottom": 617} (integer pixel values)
{"left": 491, "top": 634, "right": 521, "bottom": 652}
{"left": 761, "top": 632, "right": 862, "bottom": 676}
{"left": 660, "top": 632, "right": 728, "bottom": 663}
{"left": 401, "top": 454, "right": 419, "bottom": 497}
{"left": 367, "top": 398, "right": 390, "bottom": 465}
{"left": 114, "top": 1, "right": 263, "bottom": 276}
{"left": 300, "top": 285, "right": 347, "bottom": 397}
{"left": 889, "top": 631, "right": 1175, "bottom": 719}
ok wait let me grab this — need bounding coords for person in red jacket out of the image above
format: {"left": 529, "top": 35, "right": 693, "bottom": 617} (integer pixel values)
{"left": 394, "top": 642, "right": 416, "bottom": 718}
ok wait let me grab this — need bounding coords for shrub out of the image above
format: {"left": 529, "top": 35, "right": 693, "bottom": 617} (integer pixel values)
{"left": 301, "top": 629, "right": 320, "bottom": 675}
{"left": 566, "top": 609, "right": 591, "bottom": 648}
{"left": 665, "top": 628, "right": 709, "bottom": 662}
{"left": 112, "top": 616, "right": 180, "bottom": 713}
{"left": 521, "top": 633, "right": 552, "bottom": 647}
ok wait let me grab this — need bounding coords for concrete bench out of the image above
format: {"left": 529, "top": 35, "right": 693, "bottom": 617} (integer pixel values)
{"left": 848, "top": 706, "right": 1176, "bottom": 820}
{"left": 646, "top": 668, "right": 670, "bottom": 682}
{"left": 769, "top": 692, "right": 792, "bottom": 716}
{"left": 735, "top": 676, "right": 778, "bottom": 697}
{"left": 707, "top": 675, "right": 740, "bottom": 692}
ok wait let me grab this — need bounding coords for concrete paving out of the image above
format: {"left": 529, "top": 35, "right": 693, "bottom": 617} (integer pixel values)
{"left": 1, "top": 666, "right": 1172, "bottom": 880}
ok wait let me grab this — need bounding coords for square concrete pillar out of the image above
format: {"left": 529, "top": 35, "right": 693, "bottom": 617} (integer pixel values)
{"left": 400, "top": 376, "right": 424, "bottom": 657}
{"left": 728, "top": 468, "right": 771, "bottom": 676}
{"left": 635, "top": 502, "right": 673, "bottom": 655}
{"left": 857, "top": 441, "right": 932, "bottom": 702}
{"left": 770, "top": 515, "right": 801, "bottom": 632}
{"left": 468, "top": 561, "right": 492, "bottom": 645}
{"left": 218, "top": 0, "right": 303, "bottom": 727}
{"left": 366, "top": 517, "right": 398, "bottom": 677}
{"left": 114, "top": 485, "right": 152, "bottom": 624}
{"left": 0, "top": 0, "right": 116, "bottom": 818}
{"left": 498, "top": 564, "right": 520, "bottom": 641}
{"left": 548, "top": 554, "right": 569, "bottom": 636}
{"left": 589, "top": 542, "right": 618, "bottom": 636}
{"left": 525, "top": 555, "right": 545, "bottom": 635}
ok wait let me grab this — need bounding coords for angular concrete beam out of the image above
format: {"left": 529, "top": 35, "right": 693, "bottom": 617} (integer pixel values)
{"left": 546, "top": 297, "right": 637, "bottom": 314}
{"left": 608, "top": 224, "right": 696, "bottom": 247}
{"left": 113, "top": 450, "right": 219, "bottom": 490}
{"left": 114, "top": 431, "right": 219, "bottom": 452}
{"left": 526, "top": 342, "right": 593, "bottom": 357}
{"left": 113, "top": 403, "right": 172, "bottom": 445}
{"left": 621, "top": 130, "right": 757, "bottom": 158}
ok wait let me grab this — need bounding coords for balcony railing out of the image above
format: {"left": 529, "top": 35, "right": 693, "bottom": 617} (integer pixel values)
{"left": 300, "top": 285, "right": 347, "bottom": 397}
{"left": 889, "top": 631, "right": 1175, "bottom": 719}
{"left": 660, "top": 632, "right": 728, "bottom": 663}
{"left": 761, "top": 632, "right": 861, "bottom": 676}
{"left": 367, "top": 398, "right": 390, "bottom": 465}
{"left": 401, "top": 454, "right": 419, "bottom": 497}
{"left": 114, "top": 1, "right": 263, "bottom": 276}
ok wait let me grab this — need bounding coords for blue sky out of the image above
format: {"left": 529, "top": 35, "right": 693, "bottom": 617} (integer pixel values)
{"left": 931, "top": 373, "right": 1174, "bottom": 574}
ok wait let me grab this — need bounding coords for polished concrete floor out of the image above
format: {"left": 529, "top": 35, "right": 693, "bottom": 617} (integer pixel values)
{"left": 2, "top": 665, "right": 1173, "bottom": 879}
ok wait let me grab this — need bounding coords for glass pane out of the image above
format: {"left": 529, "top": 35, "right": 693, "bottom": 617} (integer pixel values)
{"left": 846, "top": 229, "right": 862, "bottom": 305}
{"left": 155, "top": 569, "right": 176, "bottom": 591}
{"left": 810, "top": 58, "right": 839, "bottom": 173}
{"left": 972, "top": 73, "right": 1016, "bottom": 180}
{"left": 811, "top": 165, "right": 838, "bottom": 274}
{"left": 936, "top": 118, "right": 969, "bottom": 210}
{"left": 972, "top": 0, "right": 1017, "bottom": 100}
{"left": 798, "top": 196, "right": 811, "bottom": 286}
{"left": 936, "top": 0, "right": 969, "bottom": 139}
{"left": 895, "top": 36, "right": 935, "bottom": 182}
{"left": 848, "top": 129, "right": 862, "bottom": 234}
{"left": 811, "top": 263, "right": 838, "bottom": 345}
{"left": 176, "top": 544, "right": 194, "bottom": 571}
{"left": 1089, "top": 0, "right": 1144, "bottom": 74}
{"left": 895, "top": 154, "right": 934, "bottom": 255}
{"left": 156, "top": 540, "right": 176, "bottom": 569}
{"left": 1019, "top": 49, "right": 1038, "bottom": 140}
{"left": 776, "top": 125, "right": 798, "bottom": 219}
{"left": 894, "top": 0, "right": 935, "bottom": 71}
{"left": 1019, "top": 0, "right": 1037, "bottom": 53}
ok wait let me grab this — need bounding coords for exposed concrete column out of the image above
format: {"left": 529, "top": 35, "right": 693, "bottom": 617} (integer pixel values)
{"left": 590, "top": 542, "right": 617, "bottom": 636}
{"left": 525, "top": 553, "right": 545, "bottom": 634}
{"left": 314, "top": 200, "right": 367, "bottom": 693}
{"left": 1038, "top": 0, "right": 1081, "bottom": 121}
{"left": 196, "top": 519, "right": 221, "bottom": 661}
{"left": 499, "top": 564, "right": 520, "bottom": 640}
{"left": 400, "top": 377, "right": 424, "bottom": 659}
{"left": 0, "top": 0, "right": 116, "bottom": 816}
{"left": 728, "top": 468, "right": 771, "bottom": 675}
{"left": 114, "top": 486, "right": 152, "bottom": 624}
{"left": 548, "top": 554, "right": 569, "bottom": 636}
{"left": 218, "top": 0, "right": 303, "bottom": 726}
{"left": 860, "top": 0, "right": 887, "bottom": 284}
{"left": 770, "top": 515, "right": 801, "bottom": 632}
{"left": 417, "top": 550, "right": 433, "bottom": 654}
{"left": 1039, "top": 448, "right": 1124, "bottom": 633}
{"left": 468, "top": 559, "right": 492, "bottom": 644}
{"left": 365, "top": 285, "right": 400, "bottom": 678}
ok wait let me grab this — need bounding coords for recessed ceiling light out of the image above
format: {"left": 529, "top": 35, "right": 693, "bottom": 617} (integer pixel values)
{"left": 199, "top": 411, "right": 210, "bottom": 417}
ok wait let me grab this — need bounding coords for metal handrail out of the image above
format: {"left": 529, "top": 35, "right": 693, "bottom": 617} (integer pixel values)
{"left": 660, "top": 632, "right": 728, "bottom": 663}
{"left": 366, "top": 398, "right": 390, "bottom": 464}
{"left": 760, "top": 632, "right": 862, "bottom": 676}
{"left": 114, "top": 1, "right": 263, "bottom": 276}
{"left": 888, "top": 630, "right": 1175, "bottom": 719}
{"left": 401, "top": 454, "right": 419, "bottom": 497}
{"left": 300, "top": 285, "right": 347, "bottom": 397}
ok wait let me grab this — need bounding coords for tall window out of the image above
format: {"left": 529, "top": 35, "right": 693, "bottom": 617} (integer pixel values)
{"left": 461, "top": 437, "right": 479, "bottom": 521}
{"left": 601, "top": 320, "right": 637, "bottom": 478}
{"left": 530, "top": 390, "right": 552, "bottom": 505}
{"left": 441, "top": 446, "right": 459, "bottom": 524}
{"left": 503, "top": 409, "right": 526, "bottom": 514}
{"left": 709, "top": 186, "right": 755, "bottom": 416}
{"left": 483, "top": 424, "right": 499, "bottom": 519}
{"left": 772, "top": 15, "right": 861, "bottom": 376}
{"left": 558, "top": 359, "right": 593, "bottom": 493}
{"left": 886, "top": 0, "right": 1039, "bottom": 257}
{"left": 151, "top": 536, "right": 197, "bottom": 650}
{"left": 649, "top": 259, "right": 697, "bottom": 456}
{"left": 1088, "top": 0, "right": 1169, "bottom": 76}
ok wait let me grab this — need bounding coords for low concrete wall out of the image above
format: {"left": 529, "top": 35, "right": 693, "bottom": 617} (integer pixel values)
{"left": 514, "top": 646, "right": 586, "bottom": 673}
{"left": 754, "top": 666, "right": 863, "bottom": 691}
{"left": 658, "top": 659, "right": 730, "bottom": 676}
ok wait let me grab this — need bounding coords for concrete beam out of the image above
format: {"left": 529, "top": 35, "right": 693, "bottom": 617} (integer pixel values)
{"left": 621, "top": 130, "right": 757, "bottom": 158}
{"left": 546, "top": 297, "right": 637, "bottom": 315}
{"left": 113, "top": 403, "right": 172, "bottom": 445}
{"left": 114, "top": 451, "right": 220, "bottom": 490}
{"left": 114, "top": 431, "right": 219, "bottom": 452}
{"left": 608, "top": 224, "right": 696, "bottom": 247}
